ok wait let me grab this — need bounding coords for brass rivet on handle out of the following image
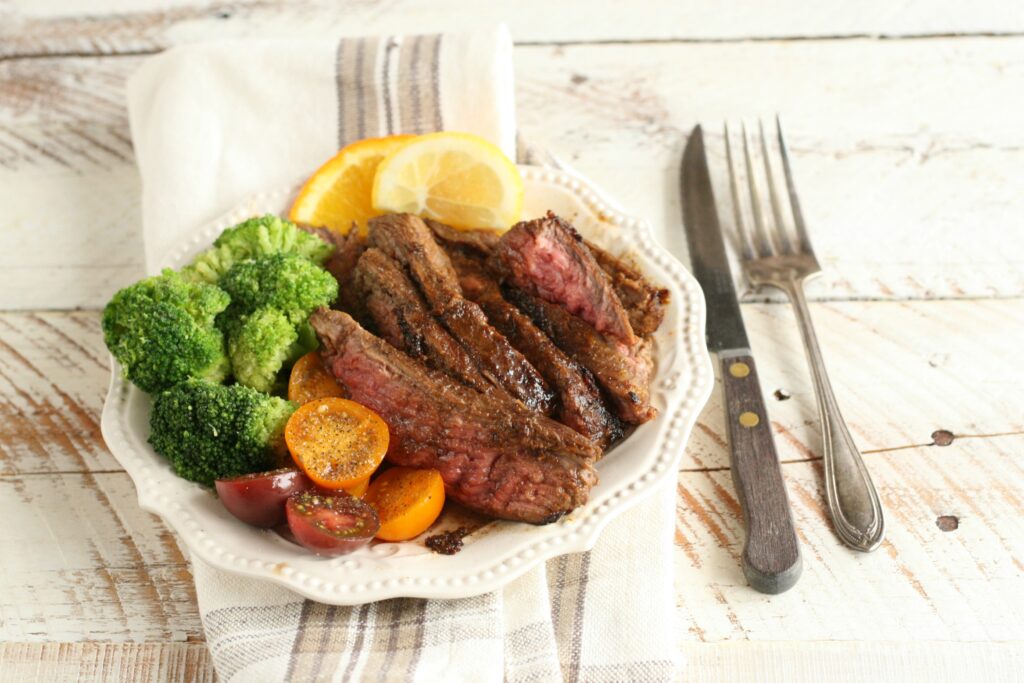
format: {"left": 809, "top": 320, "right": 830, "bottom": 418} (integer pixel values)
{"left": 739, "top": 411, "right": 760, "bottom": 428}
{"left": 729, "top": 362, "right": 750, "bottom": 378}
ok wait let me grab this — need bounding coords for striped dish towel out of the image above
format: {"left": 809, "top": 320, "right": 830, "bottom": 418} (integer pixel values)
{"left": 126, "top": 26, "right": 679, "bottom": 682}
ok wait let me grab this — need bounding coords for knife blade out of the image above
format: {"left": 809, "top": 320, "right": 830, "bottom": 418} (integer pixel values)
{"left": 681, "top": 125, "right": 802, "bottom": 594}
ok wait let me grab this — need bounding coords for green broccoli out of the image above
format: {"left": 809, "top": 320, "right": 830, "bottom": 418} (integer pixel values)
{"left": 183, "top": 214, "right": 333, "bottom": 284}
{"left": 102, "top": 269, "right": 231, "bottom": 393}
{"left": 219, "top": 253, "right": 339, "bottom": 325}
{"left": 215, "top": 253, "right": 337, "bottom": 391}
{"left": 227, "top": 307, "right": 308, "bottom": 393}
{"left": 149, "top": 379, "right": 297, "bottom": 487}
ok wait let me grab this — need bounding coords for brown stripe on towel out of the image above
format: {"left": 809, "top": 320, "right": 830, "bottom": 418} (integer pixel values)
{"left": 358, "top": 37, "right": 383, "bottom": 139}
{"left": 381, "top": 36, "right": 399, "bottom": 135}
{"left": 287, "top": 601, "right": 367, "bottom": 680}
{"left": 429, "top": 33, "right": 444, "bottom": 130}
{"left": 339, "top": 38, "right": 352, "bottom": 147}
{"left": 397, "top": 34, "right": 425, "bottom": 133}
{"left": 338, "top": 38, "right": 363, "bottom": 146}
{"left": 547, "top": 552, "right": 593, "bottom": 683}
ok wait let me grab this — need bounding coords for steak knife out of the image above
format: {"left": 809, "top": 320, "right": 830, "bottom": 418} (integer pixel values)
{"left": 681, "top": 125, "right": 802, "bottom": 594}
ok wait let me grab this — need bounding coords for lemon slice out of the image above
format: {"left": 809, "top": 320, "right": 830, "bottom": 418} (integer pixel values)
{"left": 289, "top": 135, "right": 416, "bottom": 235}
{"left": 371, "top": 131, "right": 523, "bottom": 230}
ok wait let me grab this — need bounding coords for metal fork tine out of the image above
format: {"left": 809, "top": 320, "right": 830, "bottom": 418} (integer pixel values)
{"left": 741, "top": 122, "right": 773, "bottom": 257}
{"left": 758, "top": 119, "right": 792, "bottom": 254}
{"left": 775, "top": 115, "right": 814, "bottom": 254}
{"left": 724, "top": 123, "right": 755, "bottom": 260}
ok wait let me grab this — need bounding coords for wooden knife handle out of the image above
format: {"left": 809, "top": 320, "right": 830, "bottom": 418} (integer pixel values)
{"left": 720, "top": 352, "right": 802, "bottom": 594}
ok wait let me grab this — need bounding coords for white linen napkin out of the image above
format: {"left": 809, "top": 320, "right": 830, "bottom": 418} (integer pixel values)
{"left": 126, "top": 26, "right": 679, "bottom": 682}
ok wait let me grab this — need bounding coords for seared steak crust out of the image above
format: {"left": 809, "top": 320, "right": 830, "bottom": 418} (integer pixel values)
{"left": 425, "top": 218, "right": 501, "bottom": 255}
{"left": 369, "top": 214, "right": 553, "bottom": 414}
{"left": 310, "top": 309, "right": 598, "bottom": 523}
{"left": 494, "top": 212, "right": 637, "bottom": 346}
{"left": 587, "top": 243, "right": 670, "bottom": 337}
{"left": 353, "top": 248, "right": 494, "bottom": 394}
{"left": 452, "top": 251, "right": 623, "bottom": 447}
{"left": 507, "top": 288, "right": 656, "bottom": 425}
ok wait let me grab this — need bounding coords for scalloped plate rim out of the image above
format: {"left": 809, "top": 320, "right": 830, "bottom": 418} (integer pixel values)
{"left": 100, "top": 164, "right": 714, "bottom": 604}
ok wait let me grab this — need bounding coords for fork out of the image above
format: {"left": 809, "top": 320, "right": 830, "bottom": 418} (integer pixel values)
{"left": 723, "top": 118, "right": 885, "bottom": 552}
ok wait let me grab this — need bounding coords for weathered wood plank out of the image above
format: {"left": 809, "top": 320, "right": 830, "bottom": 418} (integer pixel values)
{"left": 0, "top": 312, "right": 118, "bottom": 474}
{"left": 0, "top": 472, "right": 201, "bottom": 642}
{"left": 0, "top": 643, "right": 214, "bottom": 683}
{"left": 680, "top": 641, "right": 1024, "bottom": 683}
{"left": 675, "top": 437, "right": 1024, "bottom": 643}
{"left": 682, "top": 298, "right": 1024, "bottom": 471}
{"left": 3, "top": 0, "right": 1024, "bottom": 59}
{"left": 3, "top": 38, "right": 1024, "bottom": 308}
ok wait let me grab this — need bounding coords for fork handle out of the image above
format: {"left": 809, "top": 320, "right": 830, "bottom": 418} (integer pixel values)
{"left": 719, "top": 351, "right": 802, "bottom": 594}
{"left": 785, "top": 281, "right": 885, "bottom": 552}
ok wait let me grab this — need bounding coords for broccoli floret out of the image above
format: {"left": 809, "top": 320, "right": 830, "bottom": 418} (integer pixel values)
{"left": 216, "top": 254, "right": 337, "bottom": 391}
{"left": 183, "top": 215, "right": 332, "bottom": 284}
{"left": 226, "top": 308, "right": 301, "bottom": 393}
{"left": 102, "top": 269, "right": 230, "bottom": 393}
{"left": 149, "top": 379, "right": 297, "bottom": 486}
{"left": 219, "top": 253, "right": 338, "bottom": 325}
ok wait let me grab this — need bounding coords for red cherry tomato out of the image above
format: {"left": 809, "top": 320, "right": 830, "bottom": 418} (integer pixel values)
{"left": 286, "top": 491, "right": 380, "bottom": 556}
{"left": 215, "top": 468, "right": 312, "bottom": 528}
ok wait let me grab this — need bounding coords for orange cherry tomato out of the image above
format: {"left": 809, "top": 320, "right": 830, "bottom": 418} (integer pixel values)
{"left": 284, "top": 397, "right": 389, "bottom": 489}
{"left": 341, "top": 474, "right": 370, "bottom": 498}
{"left": 364, "top": 467, "right": 445, "bottom": 541}
{"left": 288, "top": 351, "right": 346, "bottom": 405}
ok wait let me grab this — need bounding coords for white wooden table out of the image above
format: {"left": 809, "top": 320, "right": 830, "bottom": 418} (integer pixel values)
{"left": 2, "top": 2, "right": 1023, "bottom": 680}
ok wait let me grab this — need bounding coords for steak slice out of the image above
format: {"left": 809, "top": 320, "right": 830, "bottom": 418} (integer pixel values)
{"left": 493, "top": 212, "right": 637, "bottom": 346}
{"left": 587, "top": 243, "right": 670, "bottom": 337}
{"left": 310, "top": 309, "right": 599, "bottom": 523}
{"left": 425, "top": 218, "right": 501, "bottom": 255}
{"left": 353, "top": 248, "right": 494, "bottom": 394}
{"left": 452, "top": 251, "right": 623, "bottom": 447}
{"left": 369, "top": 214, "right": 554, "bottom": 414}
{"left": 507, "top": 287, "right": 656, "bottom": 424}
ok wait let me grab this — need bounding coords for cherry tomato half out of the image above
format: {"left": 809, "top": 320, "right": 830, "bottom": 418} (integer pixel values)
{"left": 286, "top": 490, "right": 380, "bottom": 557}
{"left": 215, "top": 468, "right": 313, "bottom": 528}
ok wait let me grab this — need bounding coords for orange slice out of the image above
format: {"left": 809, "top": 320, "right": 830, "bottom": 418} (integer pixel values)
{"left": 364, "top": 467, "right": 445, "bottom": 541}
{"left": 289, "top": 135, "right": 416, "bottom": 235}
{"left": 371, "top": 131, "right": 523, "bottom": 230}
{"left": 284, "top": 397, "right": 389, "bottom": 489}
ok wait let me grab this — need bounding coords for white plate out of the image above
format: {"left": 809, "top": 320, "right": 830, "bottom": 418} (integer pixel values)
{"left": 101, "top": 165, "right": 713, "bottom": 604}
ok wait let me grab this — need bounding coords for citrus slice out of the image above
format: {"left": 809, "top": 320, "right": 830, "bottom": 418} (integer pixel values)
{"left": 284, "top": 397, "right": 389, "bottom": 489}
{"left": 371, "top": 131, "right": 523, "bottom": 230}
{"left": 289, "top": 135, "right": 416, "bottom": 235}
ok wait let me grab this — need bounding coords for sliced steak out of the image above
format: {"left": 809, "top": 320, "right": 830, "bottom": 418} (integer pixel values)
{"left": 453, "top": 252, "right": 623, "bottom": 447}
{"left": 310, "top": 309, "right": 599, "bottom": 523}
{"left": 369, "top": 214, "right": 554, "bottom": 414}
{"left": 507, "top": 287, "right": 656, "bottom": 424}
{"left": 353, "top": 248, "right": 495, "bottom": 394}
{"left": 493, "top": 212, "right": 637, "bottom": 346}
{"left": 425, "top": 218, "right": 501, "bottom": 255}
{"left": 587, "top": 243, "right": 670, "bottom": 337}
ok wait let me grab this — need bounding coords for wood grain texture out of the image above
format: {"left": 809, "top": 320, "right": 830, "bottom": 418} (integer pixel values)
{"left": 3, "top": 38, "right": 1024, "bottom": 308}
{"left": 683, "top": 298, "right": 1024, "bottom": 471}
{"left": 719, "top": 353, "right": 801, "bottom": 594}
{"left": 680, "top": 641, "right": 1024, "bottom": 683}
{"left": 0, "top": 643, "right": 214, "bottom": 683}
{"left": 675, "top": 439, "right": 1024, "bottom": 643}
{"left": 2, "top": 0, "right": 1023, "bottom": 58}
